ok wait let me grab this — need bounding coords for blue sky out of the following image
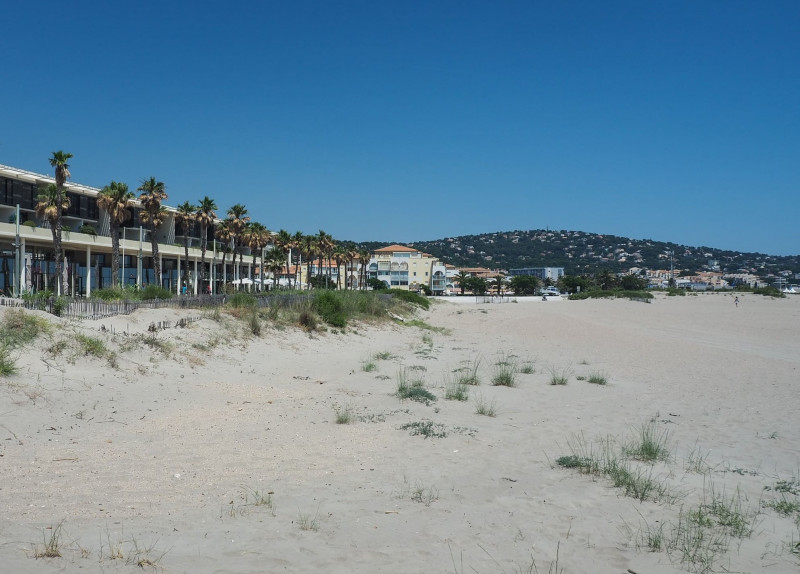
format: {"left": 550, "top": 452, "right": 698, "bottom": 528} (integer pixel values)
{"left": 3, "top": 1, "right": 798, "bottom": 255}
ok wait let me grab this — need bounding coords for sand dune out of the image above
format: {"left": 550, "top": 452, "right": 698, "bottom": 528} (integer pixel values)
{"left": 1, "top": 292, "right": 798, "bottom": 573}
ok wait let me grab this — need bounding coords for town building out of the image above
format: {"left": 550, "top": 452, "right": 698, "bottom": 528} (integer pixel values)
{"left": 0, "top": 163, "right": 261, "bottom": 296}
{"left": 367, "top": 245, "right": 446, "bottom": 294}
{"left": 507, "top": 267, "right": 565, "bottom": 281}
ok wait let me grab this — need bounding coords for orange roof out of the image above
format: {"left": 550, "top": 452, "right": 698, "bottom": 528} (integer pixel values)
{"left": 374, "top": 244, "right": 419, "bottom": 253}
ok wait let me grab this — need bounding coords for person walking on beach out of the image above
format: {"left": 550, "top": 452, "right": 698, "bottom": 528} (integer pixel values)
{"left": 734, "top": 296, "right": 739, "bottom": 307}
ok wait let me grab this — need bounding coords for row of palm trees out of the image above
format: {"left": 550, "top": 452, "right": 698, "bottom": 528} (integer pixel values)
{"left": 37, "top": 151, "right": 375, "bottom": 294}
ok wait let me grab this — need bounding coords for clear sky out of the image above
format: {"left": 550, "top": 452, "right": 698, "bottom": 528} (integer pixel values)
{"left": 3, "top": 1, "right": 798, "bottom": 255}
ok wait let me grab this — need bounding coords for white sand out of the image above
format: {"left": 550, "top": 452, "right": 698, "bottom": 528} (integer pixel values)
{"left": 1, "top": 292, "right": 798, "bottom": 573}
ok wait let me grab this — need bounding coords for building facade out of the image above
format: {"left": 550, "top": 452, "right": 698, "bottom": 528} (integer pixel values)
{"left": 0, "top": 163, "right": 260, "bottom": 296}
{"left": 367, "top": 245, "right": 446, "bottom": 294}
{"left": 508, "top": 267, "right": 565, "bottom": 281}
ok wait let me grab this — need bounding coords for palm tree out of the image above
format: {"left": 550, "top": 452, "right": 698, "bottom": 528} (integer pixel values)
{"left": 492, "top": 274, "right": 505, "bottom": 297}
{"left": 137, "top": 177, "right": 168, "bottom": 286}
{"left": 35, "top": 184, "right": 71, "bottom": 291}
{"left": 215, "top": 219, "right": 233, "bottom": 288}
{"left": 246, "top": 222, "right": 270, "bottom": 291}
{"left": 226, "top": 204, "right": 250, "bottom": 288}
{"left": 264, "top": 246, "right": 285, "bottom": 289}
{"left": 455, "top": 270, "right": 470, "bottom": 295}
{"left": 49, "top": 151, "right": 73, "bottom": 295}
{"left": 291, "top": 231, "right": 304, "bottom": 288}
{"left": 97, "top": 181, "right": 134, "bottom": 288}
{"left": 273, "top": 229, "right": 292, "bottom": 286}
{"left": 195, "top": 196, "right": 218, "bottom": 288}
{"left": 333, "top": 244, "right": 349, "bottom": 290}
{"left": 316, "top": 230, "right": 334, "bottom": 287}
{"left": 300, "top": 234, "right": 316, "bottom": 290}
{"left": 176, "top": 201, "right": 196, "bottom": 291}
{"left": 358, "top": 247, "right": 372, "bottom": 290}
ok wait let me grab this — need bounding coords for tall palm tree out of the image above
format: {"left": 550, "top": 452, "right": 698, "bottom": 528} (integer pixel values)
{"left": 246, "top": 222, "right": 269, "bottom": 291}
{"left": 226, "top": 204, "right": 250, "bottom": 288}
{"left": 333, "top": 243, "right": 349, "bottom": 290}
{"left": 358, "top": 247, "right": 372, "bottom": 290}
{"left": 137, "top": 177, "right": 168, "bottom": 287}
{"left": 176, "top": 201, "right": 196, "bottom": 290}
{"left": 492, "top": 274, "right": 505, "bottom": 297}
{"left": 273, "top": 229, "right": 292, "bottom": 286}
{"left": 195, "top": 196, "right": 218, "bottom": 288}
{"left": 97, "top": 181, "right": 134, "bottom": 288}
{"left": 35, "top": 184, "right": 71, "bottom": 292}
{"left": 316, "top": 230, "right": 334, "bottom": 287}
{"left": 265, "top": 246, "right": 285, "bottom": 289}
{"left": 300, "top": 234, "right": 316, "bottom": 290}
{"left": 215, "top": 219, "right": 233, "bottom": 288}
{"left": 49, "top": 151, "right": 73, "bottom": 295}
{"left": 291, "top": 231, "right": 304, "bottom": 288}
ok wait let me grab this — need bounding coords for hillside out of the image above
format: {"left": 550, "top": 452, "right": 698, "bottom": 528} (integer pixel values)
{"left": 357, "top": 230, "right": 800, "bottom": 276}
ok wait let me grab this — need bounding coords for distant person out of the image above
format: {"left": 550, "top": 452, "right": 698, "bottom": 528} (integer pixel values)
{"left": 734, "top": 296, "right": 739, "bottom": 307}
{"left": 181, "top": 284, "right": 187, "bottom": 295}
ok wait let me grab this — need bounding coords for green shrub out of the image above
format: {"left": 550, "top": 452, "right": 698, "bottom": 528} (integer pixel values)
{"left": 313, "top": 291, "right": 347, "bottom": 328}
{"left": 381, "top": 289, "right": 430, "bottom": 310}
{"left": 0, "top": 309, "right": 51, "bottom": 349}
{"left": 0, "top": 346, "right": 16, "bottom": 376}
{"left": 79, "top": 224, "right": 97, "bottom": 236}
{"left": 752, "top": 286, "right": 785, "bottom": 297}
{"left": 298, "top": 310, "right": 318, "bottom": 330}
{"left": 51, "top": 297, "right": 67, "bottom": 317}
{"left": 140, "top": 285, "right": 173, "bottom": 300}
{"left": 228, "top": 292, "right": 257, "bottom": 309}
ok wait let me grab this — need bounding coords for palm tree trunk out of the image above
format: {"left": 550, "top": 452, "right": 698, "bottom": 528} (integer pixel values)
{"left": 110, "top": 223, "right": 121, "bottom": 288}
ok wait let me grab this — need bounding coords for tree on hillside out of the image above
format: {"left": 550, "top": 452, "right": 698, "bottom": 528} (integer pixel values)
{"left": 49, "top": 151, "right": 73, "bottom": 295}
{"left": 137, "top": 177, "right": 168, "bottom": 287}
{"left": 97, "top": 181, "right": 134, "bottom": 288}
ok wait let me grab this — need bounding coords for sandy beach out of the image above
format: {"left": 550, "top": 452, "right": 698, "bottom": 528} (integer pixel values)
{"left": 1, "top": 292, "right": 799, "bottom": 573}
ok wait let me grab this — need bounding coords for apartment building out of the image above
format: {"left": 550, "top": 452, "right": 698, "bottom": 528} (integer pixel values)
{"left": 368, "top": 245, "right": 446, "bottom": 294}
{"left": 0, "top": 163, "right": 259, "bottom": 296}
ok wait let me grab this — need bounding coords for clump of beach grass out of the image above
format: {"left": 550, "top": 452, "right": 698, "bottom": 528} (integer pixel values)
{"left": 547, "top": 365, "right": 572, "bottom": 385}
{"left": 587, "top": 370, "right": 608, "bottom": 385}
{"left": 31, "top": 521, "right": 65, "bottom": 559}
{"left": 491, "top": 352, "right": 518, "bottom": 387}
{"left": 454, "top": 357, "right": 481, "bottom": 386}
{"left": 333, "top": 402, "right": 354, "bottom": 424}
{"left": 474, "top": 393, "right": 497, "bottom": 417}
{"left": 395, "top": 368, "right": 436, "bottom": 405}
{"left": 444, "top": 376, "right": 470, "bottom": 401}
{"left": 399, "top": 420, "right": 447, "bottom": 438}
{"left": 0, "top": 308, "right": 51, "bottom": 349}
{"left": 624, "top": 420, "right": 673, "bottom": 463}
{"left": 297, "top": 509, "right": 320, "bottom": 531}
